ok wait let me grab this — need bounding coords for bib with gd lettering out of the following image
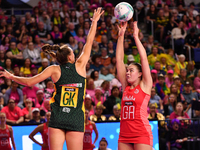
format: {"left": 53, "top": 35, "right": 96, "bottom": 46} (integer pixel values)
{"left": 60, "top": 86, "right": 79, "bottom": 107}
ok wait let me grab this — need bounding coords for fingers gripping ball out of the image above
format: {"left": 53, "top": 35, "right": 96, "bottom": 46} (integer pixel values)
{"left": 114, "top": 2, "right": 134, "bottom": 22}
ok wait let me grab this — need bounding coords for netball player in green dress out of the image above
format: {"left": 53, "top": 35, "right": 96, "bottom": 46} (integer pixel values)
{"left": 0, "top": 8, "right": 104, "bottom": 150}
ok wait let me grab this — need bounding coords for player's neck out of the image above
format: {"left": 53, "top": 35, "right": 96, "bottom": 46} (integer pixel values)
{"left": 0, "top": 124, "right": 6, "bottom": 129}
{"left": 130, "top": 80, "right": 140, "bottom": 89}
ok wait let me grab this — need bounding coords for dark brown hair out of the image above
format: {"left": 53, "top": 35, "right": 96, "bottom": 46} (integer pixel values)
{"left": 42, "top": 44, "right": 71, "bottom": 65}
{"left": 129, "top": 62, "right": 142, "bottom": 79}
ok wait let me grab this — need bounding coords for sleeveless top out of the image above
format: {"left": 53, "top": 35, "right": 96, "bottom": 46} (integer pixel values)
{"left": 41, "top": 123, "right": 49, "bottom": 150}
{"left": 49, "top": 63, "right": 86, "bottom": 131}
{"left": 83, "top": 121, "right": 93, "bottom": 149}
{"left": 120, "top": 84, "right": 152, "bottom": 139}
{"left": 0, "top": 125, "right": 11, "bottom": 150}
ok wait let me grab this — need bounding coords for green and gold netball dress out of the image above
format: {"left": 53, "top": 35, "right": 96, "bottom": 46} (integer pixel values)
{"left": 49, "top": 63, "right": 86, "bottom": 132}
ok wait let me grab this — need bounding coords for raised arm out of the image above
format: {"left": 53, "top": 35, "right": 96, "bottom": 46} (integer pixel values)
{"left": 76, "top": 7, "right": 104, "bottom": 68}
{"left": 133, "top": 22, "right": 152, "bottom": 89}
{"left": 0, "top": 65, "right": 58, "bottom": 87}
{"left": 116, "top": 22, "right": 128, "bottom": 91}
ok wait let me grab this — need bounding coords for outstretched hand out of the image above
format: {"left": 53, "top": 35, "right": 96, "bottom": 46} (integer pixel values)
{"left": 117, "top": 22, "right": 127, "bottom": 37}
{"left": 132, "top": 21, "right": 139, "bottom": 38}
{"left": 91, "top": 7, "right": 104, "bottom": 22}
{"left": 0, "top": 69, "right": 13, "bottom": 79}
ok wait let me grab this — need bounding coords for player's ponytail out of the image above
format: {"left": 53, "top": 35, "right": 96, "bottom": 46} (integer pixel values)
{"left": 42, "top": 44, "right": 57, "bottom": 59}
{"left": 42, "top": 44, "right": 72, "bottom": 65}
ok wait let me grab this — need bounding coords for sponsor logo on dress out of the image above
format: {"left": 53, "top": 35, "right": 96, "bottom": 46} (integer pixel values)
{"left": 134, "top": 89, "right": 139, "bottom": 94}
{"left": 123, "top": 95, "right": 135, "bottom": 101}
{"left": 60, "top": 83, "right": 82, "bottom": 87}
{"left": 62, "top": 107, "right": 71, "bottom": 113}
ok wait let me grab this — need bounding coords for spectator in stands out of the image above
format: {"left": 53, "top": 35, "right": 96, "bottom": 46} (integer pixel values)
{"left": 86, "top": 78, "right": 95, "bottom": 98}
{"left": 29, "top": 108, "right": 46, "bottom": 123}
{"left": 25, "top": 12, "right": 32, "bottom": 26}
{"left": 90, "top": 55, "right": 104, "bottom": 72}
{"left": 150, "top": 87, "right": 163, "bottom": 112}
{"left": 166, "top": 49, "right": 176, "bottom": 67}
{"left": 50, "top": 0, "right": 62, "bottom": 10}
{"left": 38, "top": 58, "right": 49, "bottom": 74}
{"left": 194, "top": 69, "right": 200, "bottom": 90}
{"left": 148, "top": 103, "right": 165, "bottom": 126}
{"left": 51, "top": 10, "right": 63, "bottom": 29}
{"left": 154, "top": 61, "right": 166, "bottom": 75}
{"left": 99, "top": 35, "right": 108, "bottom": 49}
{"left": 76, "top": 4, "right": 84, "bottom": 18}
{"left": 171, "top": 21, "right": 187, "bottom": 55}
{"left": 74, "top": 28, "right": 86, "bottom": 44}
{"left": 173, "top": 76, "right": 184, "bottom": 94}
{"left": 156, "top": 9, "right": 169, "bottom": 42}
{"left": 0, "top": 93, "right": 4, "bottom": 110}
{"left": 4, "top": 81, "right": 23, "bottom": 108}
{"left": 167, "top": 119, "right": 188, "bottom": 150}
{"left": 170, "top": 82, "right": 183, "bottom": 102}
{"left": 17, "top": 35, "right": 28, "bottom": 51}
{"left": 148, "top": 47, "right": 160, "bottom": 68}
{"left": 47, "top": 6, "right": 54, "bottom": 18}
{"left": 38, "top": 0, "right": 49, "bottom": 11}
{"left": 187, "top": 61, "right": 197, "bottom": 80}
{"left": 50, "top": 25, "right": 63, "bottom": 44}
{"left": 90, "top": 102, "right": 106, "bottom": 122}
{"left": 83, "top": 21, "right": 90, "bottom": 36}
{"left": 60, "top": 4, "right": 69, "bottom": 19}
{"left": 159, "top": 53, "right": 168, "bottom": 73}
{"left": 188, "top": 20, "right": 200, "bottom": 35}
{"left": 34, "top": 90, "right": 46, "bottom": 117}
{"left": 188, "top": 2, "right": 199, "bottom": 18}
{"left": 6, "top": 41, "right": 24, "bottom": 66}
{"left": 64, "top": 23, "right": 76, "bottom": 43}
{"left": 23, "top": 42, "right": 42, "bottom": 66}
{"left": 4, "top": 58, "right": 13, "bottom": 73}
{"left": 108, "top": 104, "right": 121, "bottom": 121}
{"left": 67, "top": 36, "right": 78, "bottom": 51}
{"left": 61, "top": 17, "right": 69, "bottom": 35}
{"left": 69, "top": 9, "right": 79, "bottom": 25}
{"left": 172, "top": 9, "right": 180, "bottom": 25}
{"left": 32, "top": 6, "right": 40, "bottom": 23}
{"left": 34, "top": 22, "right": 52, "bottom": 44}
{"left": 146, "top": 4, "right": 157, "bottom": 34}
{"left": 0, "top": 50, "right": 5, "bottom": 68}
{"left": 92, "top": 87, "right": 105, "bottom": 106}
{"left": 74, "top": 41, "right": 84, "bottom": 57}
{"left": 20, "top": 58, "right": 31, "bottom": 77}
{"left": 182, "top": 81, "right": 198, "bottom": 117}
{"left": 0, "top": 78, "right": 11, "bottom": 94}
{"left": 151, "top": 69, "right": 158, "bottom": 87}
{"left": 22, "top": 84, "right": 39, "bottom": 105}
{"left": 5, "top": 24, "right": 15, "bottom": 40}
{"left": 196, "top": 15, "right": 200, "bottom": 28}
{"left": 39, "top": 11, "right": 52, "bottom": 31}
{"left": 43, "top": 99, "right": 51, "bottom": 112}
{"left": 91, "top": 41, "right": 100, "bottom": 56}
{"left": 79, "top": 0, "right": 90, "bottom": 10}
{"left": 181, "top": 15, "right": 189, "bottom": 31}
{"left": 44, "top": 79, "right": 54, "bottom": 99}
{"left": 99, "top": 67, "right": 114, "bottom": 81}
{"left": 155, "top": 74, "right": 170, "bottom": 100}
{"left": 179, "top": 69, "right": 193, "bottom": 86}
{"left": 27, "top": 18, "right": 38, "bottom": 36}
{"left": 22, "top": 98, "right": 34, "bottom": 122}
{"left": 101, "top": 80, "right": 111, "bottom": 98}
{"left": 103, "top": 86, "right": 121, "bottom": 115}
{"left": 174, "top": 54, "right": 188, "bottom": 75}
{"left": 170, "top": 102, "right": 190, "bottom": 128}
{"left": 13, "top": 64, "right": 21, "bottom": 76}
{"left": 1, "top": 97, "right": 23, "bottom": 124}
{"left": 1, "top": 36, "right": 10, "bottom": 51}
{"left": 100, "top": 48, "right": 111, "bottom": 67}
{"left": 165, "top": 70, "right": 174, "bottom": 88}
{"left": 30, "top": 64, "right": 38, "bottom": 77}
{"left": 106, "top": 56, "right": 116, "bottom": 76}
{"left": 75, "top": 16, "right": 84, "bottom": 32}
{"left": 84, "top": 94, "right": 94, "bottom": 116}
{"left": 164, "top": 93, "right": 177, "bottom": 118}
{"left": 0, "top": 18, "right": 7, "bottom": 34}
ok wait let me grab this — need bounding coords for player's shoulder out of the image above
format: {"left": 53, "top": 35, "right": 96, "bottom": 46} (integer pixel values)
{"left": 7, "top": 125, "right": 13, "bottom": 131}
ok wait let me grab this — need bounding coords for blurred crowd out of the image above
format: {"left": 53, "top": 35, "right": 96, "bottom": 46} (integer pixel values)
{"left": 0, "top": 0, "right": 200, "bottom": 149}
